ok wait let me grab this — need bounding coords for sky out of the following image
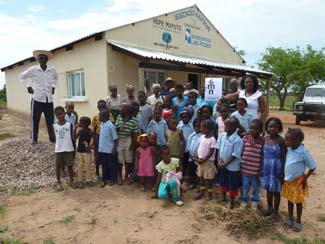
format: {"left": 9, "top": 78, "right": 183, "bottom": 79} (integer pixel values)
{"left": 1, "top": 0, "right": 325, "bottom": 89}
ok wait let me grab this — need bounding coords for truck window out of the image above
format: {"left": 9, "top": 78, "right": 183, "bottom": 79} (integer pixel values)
{"left": 305, "top": 88, "right": 325, "bottom": 97}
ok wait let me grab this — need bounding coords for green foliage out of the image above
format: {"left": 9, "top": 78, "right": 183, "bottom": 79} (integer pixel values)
{"left": 0, "top": 238, "right": 26, "bottom": 244}
{"left": 88, "top": 216, "right": 97, "bottom": 225}
{"left": 273, "top": 232, "right": 325, "bottom": 244}
{"left": 0, "top": 86, "right": 6, "bottom": 108}
{"left": 0, "top": 225, "right": 8, "bottom": 233}
{"left": 258, "top": 45, "right": 325, "bottom": 109}
{"left": 317, "top": 213, "right": 325, "bottom": 222}
{"left": 17, "top": 187, "right": 35, "bottom": 196}
{"left": 59, "top": 215, "right": 75, "bottom": 224}
{"left": 0, "top": 205, "right": 5, "bottom": 219}
{"left": 43, "top": 239, "right": 56, "bottom": 244}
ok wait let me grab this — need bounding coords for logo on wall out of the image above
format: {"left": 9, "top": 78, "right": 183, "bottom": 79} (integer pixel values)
{"left": 185, "top": 28, "right": 191, "bottom": 44}
{"left": 184, "top": 27, "right": 211, "bottom": 48}
{"left": 162, "top": 32, "right": 172, "bottom": 49}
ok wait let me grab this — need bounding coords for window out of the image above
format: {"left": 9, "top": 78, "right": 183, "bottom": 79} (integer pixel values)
{"left": 66, "top": 70, "right": 85, "bottom": 97}
{"left": 144, "top": 70, "right": 165, "bottom": 86}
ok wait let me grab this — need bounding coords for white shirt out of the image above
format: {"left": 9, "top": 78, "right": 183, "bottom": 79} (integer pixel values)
{"left": 19, "top": 65, "right": 58, "bottom": 103}
{"left": 239, "top": 90, "right": 262, "bottom": 119}
{"left": 53, "top": 122, "right": 74, "bottom": 153}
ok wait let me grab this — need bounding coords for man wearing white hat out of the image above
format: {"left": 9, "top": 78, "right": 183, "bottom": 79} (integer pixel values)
{"left": 19, "top": 50, "right": 58, "bottom": 145}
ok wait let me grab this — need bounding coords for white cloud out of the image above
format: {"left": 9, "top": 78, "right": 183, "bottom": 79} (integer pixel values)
{"left": 27, "top": 4, "right": 45, "bottom": 13}
{"left": 1, "top": 0, "right": 325, "bottom": 88}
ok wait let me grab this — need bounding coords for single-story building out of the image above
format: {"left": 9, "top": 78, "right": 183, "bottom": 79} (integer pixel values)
{"left": 1, "top": 5, "right": 272, "bottom": 119}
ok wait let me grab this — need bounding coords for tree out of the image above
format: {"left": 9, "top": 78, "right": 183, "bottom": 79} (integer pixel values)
{"left": 258, "top": 45, "right": 325, "bottom": 110}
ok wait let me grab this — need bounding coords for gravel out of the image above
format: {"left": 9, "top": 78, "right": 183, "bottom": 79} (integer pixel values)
{"left": 0, "top": 139, "right": 57, "bottom": 192}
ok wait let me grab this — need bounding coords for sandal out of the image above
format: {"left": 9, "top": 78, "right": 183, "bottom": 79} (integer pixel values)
{"left": 293, "top": 222, "right": 303, "bottom": 232}
{"left": 140, "top": 186, "right": 146, "bottom": 192}
{"left": 283, "top": 219, "right": 294, "bottom": 229}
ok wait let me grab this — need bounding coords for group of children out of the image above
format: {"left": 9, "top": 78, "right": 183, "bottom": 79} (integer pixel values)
{"left": 52, "top": 85, "right": 317, "bottom": 232}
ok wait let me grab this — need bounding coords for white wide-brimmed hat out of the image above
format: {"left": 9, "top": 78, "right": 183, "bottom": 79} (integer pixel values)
{"left": 33, "top": 50, "right": 53, "bottom": 59}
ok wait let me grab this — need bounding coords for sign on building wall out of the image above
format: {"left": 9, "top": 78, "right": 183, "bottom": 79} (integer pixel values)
{"left": 204, "top": 78, "right": 223, "bottom": 102}
{"left": 152, "top": 7, "right": 212, "bottom": 51}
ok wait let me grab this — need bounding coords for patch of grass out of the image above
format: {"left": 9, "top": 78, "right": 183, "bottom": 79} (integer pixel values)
{"left": 226, "top": 209, "right": 275, "bottom": 239}
{"left": 88, "top": 216, "right": 97, "bottom": 225}
{"left": 59, "top": 215, "right": 75, "bottom": 224}
{"left": 0, "top": 133, "right": 15, "bottom": 140}
{"left": 317, "top": 213, "right": 325, "bottom": 222}
{"left": 0, "top": 225, "right": 8, "bottom": 233}
{"left": 17, "top": 187, "right": 35, "bottom": 196}
{"left": 268, "top": 95, "right": 298, "bottom": 111}
{"left": 43, "top": 239, "right": 56, "bottom": 244}
{"left": 0, "top": 238, "right": 26, "bottom": 244}
{"left": 0, "top": 205, "right": 5, "bottom": 219}
{"left": 0, "top": 185, "right": 7, "bottom": 192}
{"left": 273, "top": 232, "right": 325, "bottom": 244}
{"left": 74, "top": 207, "right": 81, "bottom": 212}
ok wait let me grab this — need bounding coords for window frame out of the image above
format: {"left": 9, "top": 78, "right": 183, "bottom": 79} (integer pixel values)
{"left": 66, "top": 69, "right": 86, "bottom": 98}
{"left": 143, "top": 69, "right": 166, "bottom": 86}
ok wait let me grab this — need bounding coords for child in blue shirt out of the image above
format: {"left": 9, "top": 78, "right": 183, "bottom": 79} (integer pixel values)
{"left": 146, "top": 108, "right": 168, "bottom": 148}
{"left": 216, "top": 117, "right": 243, "bottom": 209}
{"left": 282, "top": 128, "right": 316, "bottom": 232}
{"left": 177, "top": 108, "right": 194, "bottom": 178}
{"left": 186, "top": 119, "right": 202, "bottom": 189}
{"left": 98, "top": 110, "right": 119, "bottom": 187}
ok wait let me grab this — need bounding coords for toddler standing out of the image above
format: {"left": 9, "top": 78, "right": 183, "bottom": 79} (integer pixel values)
{"left": 166, "top": 117, "right": 185, "bottom": 159}
{"left": 282, "top": 128, "right": 316, "bottom": 232}
{"left": 75, "top": 116, "right": 94, "bottom": 188}
{"left": 136, "top": 134, "right": 156, "bottom": 191}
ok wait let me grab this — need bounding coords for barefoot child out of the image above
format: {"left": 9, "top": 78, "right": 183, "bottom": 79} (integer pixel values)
{"left": 193, "top": 119, "right": 217, "bottom": 200}
{"left": 260, "top": 118, "right": 286, "bottom": 220}
{"left": 239, "top": 119, "right": 264, "bottom": 210}
{"left": 136, "top": 134, "right": 156, "bottom": 191}
{"left": 282, "top": 128, "right": 316, "bottom": 232}
{"left": 154, "top": 146, "right": 184, "bottom": 206}
{"left": 216, "top": 117, "right": 243, "bottom": 209}
{"left": 75, "top": 116, "right": 94, "bottom": 188}
{"left": 53, "top": 106, "right": 75, "bottom": 190}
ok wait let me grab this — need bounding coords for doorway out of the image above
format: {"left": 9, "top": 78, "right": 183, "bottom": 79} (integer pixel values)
{"left": 188, "top": 73, "right": 199, "bottom": 89}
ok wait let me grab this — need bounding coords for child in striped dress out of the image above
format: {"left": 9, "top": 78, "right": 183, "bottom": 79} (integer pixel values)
{"left": 239, "top": 119, "right": 264, "bottom": 209}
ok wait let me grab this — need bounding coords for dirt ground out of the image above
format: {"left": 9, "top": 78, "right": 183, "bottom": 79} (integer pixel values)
{"left": 0, "top": 109, "right": 324, "bottom": 244}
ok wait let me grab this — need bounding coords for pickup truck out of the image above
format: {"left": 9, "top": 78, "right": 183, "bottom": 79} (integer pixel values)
{"left": 293, "top": 84, "right": 325, "bottom": 125}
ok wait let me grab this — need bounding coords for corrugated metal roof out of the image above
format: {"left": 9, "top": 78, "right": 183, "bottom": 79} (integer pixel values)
{"left": 1, "top": 31, "right": 104, "bottom": 71}
{"left": 108, "top": 41, "right": 273, "bottom": 77}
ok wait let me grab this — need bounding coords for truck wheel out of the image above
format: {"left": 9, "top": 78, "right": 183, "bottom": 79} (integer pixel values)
{"left": 295, "top": 116, "right": 301, "bottom": 125}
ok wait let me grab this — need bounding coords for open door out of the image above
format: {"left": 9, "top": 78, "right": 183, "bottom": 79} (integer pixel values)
{"left": 188, "top": 73, "right": 199, "bottom": 89}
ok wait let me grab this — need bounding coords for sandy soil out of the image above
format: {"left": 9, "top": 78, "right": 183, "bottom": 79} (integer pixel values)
{"left": 0, "top": 109, "right": 324, "bottom": 244}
